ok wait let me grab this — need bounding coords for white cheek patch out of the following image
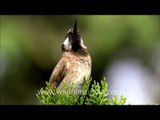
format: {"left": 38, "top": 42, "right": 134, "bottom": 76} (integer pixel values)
{"left": 63, "top": 37, "right": 69, "bottom": 46}
{"left": 80, "top": 38, "right": 87, "bottom": 49}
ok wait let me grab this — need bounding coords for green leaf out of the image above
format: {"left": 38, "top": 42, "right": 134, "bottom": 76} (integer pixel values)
{"left": 36, "top": 77, "right": 127, "bottom": 105}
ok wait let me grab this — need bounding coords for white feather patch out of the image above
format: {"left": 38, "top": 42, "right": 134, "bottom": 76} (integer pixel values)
{"left": 80, "top": 38, "right": 87, "bottom": 49}
{"left": 63, "top": 37, "right": 69, "bottom": 46}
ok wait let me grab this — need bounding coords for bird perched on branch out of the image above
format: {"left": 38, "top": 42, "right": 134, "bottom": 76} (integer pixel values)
{"left": 49, "top": 20, "right": 92, "bottom": 92}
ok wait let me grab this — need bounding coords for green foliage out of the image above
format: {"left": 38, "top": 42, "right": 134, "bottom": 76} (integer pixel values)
{"left": 36, "top": 82, "right": 78, "bottom": 105}
{"left": 36, "top": 77, "right": 126, "bottom": 105}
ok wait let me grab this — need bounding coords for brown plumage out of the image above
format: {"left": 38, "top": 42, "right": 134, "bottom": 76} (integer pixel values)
{"left": 49, "top": 20, "right": 92, "bottom": 92}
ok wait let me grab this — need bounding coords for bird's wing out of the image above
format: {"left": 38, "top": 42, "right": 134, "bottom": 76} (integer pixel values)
{"left": 49, "top": 58, "right": 67, "bottom": 88}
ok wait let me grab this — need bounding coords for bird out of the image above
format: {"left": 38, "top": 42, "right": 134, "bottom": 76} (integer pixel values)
{"left": 49, "top": 20, "right": 92, "bottom": 93}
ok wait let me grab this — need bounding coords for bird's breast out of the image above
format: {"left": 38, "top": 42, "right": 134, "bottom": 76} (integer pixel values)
{"left": 57, "top": 54, "right": 91, "bottom": 91}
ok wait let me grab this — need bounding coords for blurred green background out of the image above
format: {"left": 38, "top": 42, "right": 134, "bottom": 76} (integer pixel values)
{"left": 0, "top": 15, "right": 159, "bottom": 104}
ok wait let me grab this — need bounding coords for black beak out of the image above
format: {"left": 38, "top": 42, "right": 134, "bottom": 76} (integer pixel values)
{"left": 72, "top": 19, "right": 78, "bottom": 33}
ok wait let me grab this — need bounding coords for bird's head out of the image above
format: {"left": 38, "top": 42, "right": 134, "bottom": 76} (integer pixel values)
{"left": 61, "top": 20, "right": 87, "bottom": 53}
